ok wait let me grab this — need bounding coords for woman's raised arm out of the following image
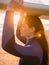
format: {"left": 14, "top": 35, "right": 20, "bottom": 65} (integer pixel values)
{"left": 2, "top": 0, "right": 23, "bottom": 48}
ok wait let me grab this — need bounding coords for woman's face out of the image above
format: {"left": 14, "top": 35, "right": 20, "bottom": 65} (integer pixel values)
{"left": 20, "top": 21, "right": 35, "bottom": 39}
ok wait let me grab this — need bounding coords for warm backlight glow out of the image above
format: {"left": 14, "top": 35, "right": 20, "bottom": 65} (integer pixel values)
{"left": 14, "top": 12, "right": 20, "bottom": 34}
{"left": 14, "top": 12, "right": 20, "bottom": 25}
{"left": 37, "top": 33, "right": 42, "bottom": 38}
{"left": 0, "top": 11, "right": 49, "bottom": 36}
{"left": 36, "top": 31, "right": 43, "bottom": 38}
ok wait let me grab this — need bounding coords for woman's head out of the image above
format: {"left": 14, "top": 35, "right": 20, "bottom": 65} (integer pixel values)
{"left": 20, "top": 15, "right": 44, "bottom": 39}
{"left": 20, "top": 20, "right": 35, "bottom": 39}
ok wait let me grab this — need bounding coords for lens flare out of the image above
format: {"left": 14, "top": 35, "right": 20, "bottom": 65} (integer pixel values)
{"left": 37, "top": 33, "right": 42, "bottom": 38}
{"left": 24, "top": 13, "right": 27, "bottom": 17}
{"left": 36, "top": 31, "right": 42, "bottom": 38}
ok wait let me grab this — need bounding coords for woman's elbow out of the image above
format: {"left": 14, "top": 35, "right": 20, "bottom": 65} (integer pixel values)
{"left": 2, "top": 43, "right": 11, "bottom": 54}
{"left": 2, "top": 37, "right": 7, "bottom": 50}
{"left": 2, "top": 41, "right": 5, "bottom": 49}
{"left": 2, "top": 40, "right": 9, "bottom": 52}
{"left": 2, "top": 42, "right": 7, "bottom": 52}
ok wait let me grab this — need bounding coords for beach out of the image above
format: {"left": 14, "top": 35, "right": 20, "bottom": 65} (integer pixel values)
{"left": 0, "top": 35, "right": 20, "bottom": 65}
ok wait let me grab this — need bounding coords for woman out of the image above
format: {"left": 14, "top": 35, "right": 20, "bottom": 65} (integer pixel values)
{"left": 2, "top": 0, "right": 48, "bottom": 65}
{"left": 16, "top": 15, "right": 48, "bottom": 65}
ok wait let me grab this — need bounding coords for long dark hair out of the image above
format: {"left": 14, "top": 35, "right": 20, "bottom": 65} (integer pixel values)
{"left": 25, "top": 15, "right": 48, "bottom": 65}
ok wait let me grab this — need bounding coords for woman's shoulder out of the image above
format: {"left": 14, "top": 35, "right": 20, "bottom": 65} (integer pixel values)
{"left": 28, "top": 37, "right": 43, "bottom": 54}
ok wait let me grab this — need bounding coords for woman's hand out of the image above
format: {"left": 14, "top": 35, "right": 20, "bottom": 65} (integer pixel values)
{"left": 7, "top": 0, "right": 24, "bottom": 11}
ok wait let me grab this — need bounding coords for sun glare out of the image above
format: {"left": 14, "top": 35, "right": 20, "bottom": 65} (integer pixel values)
{"left": 14, "top": 12, "right": 20, "bottom": 25}
{"left": 14, "top": 12, "right": 20, "bottom": 34}
{"left": 0, "top": 11, "right": 49, "bottom": 36}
